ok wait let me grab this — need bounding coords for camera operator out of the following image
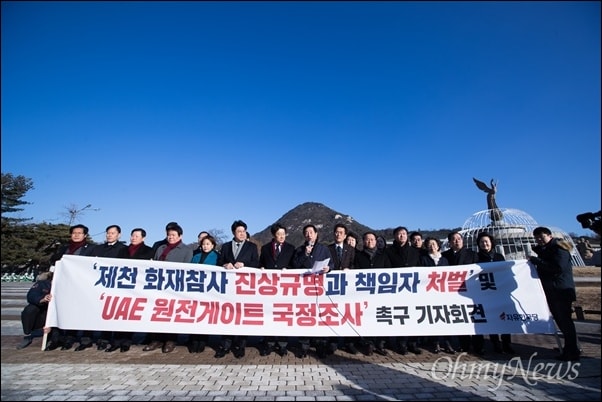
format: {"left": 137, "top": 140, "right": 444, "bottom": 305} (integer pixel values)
{"left": 576, "top": 210, "right": 602, "bottom": 235}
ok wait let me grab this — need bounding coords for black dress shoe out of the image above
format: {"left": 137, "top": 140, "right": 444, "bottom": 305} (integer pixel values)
{"left": 74, "top": 343, "right": 93, "bottom": 351}
{"left": 105, "top": 345, "right": 120, "bottom": 352}
{"left": 188, "top": 341, "right": 200, "bottom": 354}
{"left": 492, "top": 341, "right": 503, "bottom": 353}
{"left": 277, "top": 347, "right": 288, "bottom": 357}
{"left": 344, "top": 343, "right": 358, "bottom": 355}
{"left": 120, "top": 345, "right": 130, "bottom": 352}
{"left": 295, "top": 349, "right": 308, "bottom": 358}
{"left": 259, "top": 346, "right": 272, "bottom": 356}
{"left": 444, "top": 341, "right": 456, "bottom": 354}
{"left": 96, "top": 341, "right": 109, "bottom": 351}
{"left": 143, "top": 341, "right": 163, "bottom": 352}
{"left": 214, "top": 347, "right": 229, "bottom": 358}
{"left": 316, "top": 344, "right": 327, "bottom": 358}
{"left": 162, "top": 341, "right": 176, "bottom": 353}
{"left": 196, "top": 341, "right": 205, "bottom": 353}
{"left": 45, "top": 341, "right": 60, "bottom": 351}
{"left": 375, "top": 347, "right": 388, "bottom": 356}
{"left": 397, "top": 345, "right": 408, "bottom": 355}
{"left": 232, "top": 347, "right": 245, "bottom": 358}
{"left": 16, "top": 337, "right": 33, "bottom": 350}
{"left": 408, "top": 344, "right": 422, "bottom": 355}
{"left": 60, "top": 342, "right": 73, "bottom": 351}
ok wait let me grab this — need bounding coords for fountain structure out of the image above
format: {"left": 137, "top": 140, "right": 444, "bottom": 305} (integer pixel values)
{"left": 442, "top": 178, "right": 585, "bottom": 267}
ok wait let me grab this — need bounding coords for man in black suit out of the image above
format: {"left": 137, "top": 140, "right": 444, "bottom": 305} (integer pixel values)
{"left": 258, "top": 222, "right": 296, "bottom": 356}
{"left": 112, "top": 228, "right": 155, "bottom": 352}
{"left": 328, "top": 223, "right": 358, "bottom": 354}
{"left": 75, "top": 224, "right": 127, "bottom": 352}
{"left": 441, "top": 231, "right": 481, "bottom": 355}
{"left": 151, "top": 221, "right": 179, "bottom": 253}
{"left": 530, "top": 226, "right": 580, "bottom": 361}
{"left": 215, "top": 220, "right": 260, "bottom": 358}
{"left": 386, "top": 226, "right": 423, "bottom": 355}
{"left": 291, "top": 224, "right": 335, "bottom": 358}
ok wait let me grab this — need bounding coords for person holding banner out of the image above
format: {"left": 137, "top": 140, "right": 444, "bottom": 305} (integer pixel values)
{"left": 188, "top": 234, "right": 220, "bottom": 353}
{"left": 116, "top": 228, "right": 155, "bottom": 261}
{"left": 45, "top": 224, "right": 94, "bottom": 351}
{"left": 410, "top": 231, "right": 428, "bottom": 258}
{"left": 385, "top": 226, "right": 423, "bottom": 356}
{"left": 354, "top": 231, "right": 392, "bottom": 356}
{"left": 328, "top": 223, "right": 359, "bottom": 355}
{"left": 476, "top": 232, "right": 515, "bottom": 355}
{"left": 108, "top": 227, "right": 156, "bottom": 352}
{"left": 143, "top": 224, "right": 193, "bottom": 354}
{"left": 529, "top": 226, "right": 580, "bottom": 362}
{"left": 346, "top": 231, "right": 360, "bottom": 251}
{"left": 420, "top": 237, "right": 456, "bottom": 354}
{"left": 441, "top": 231, "right": 481, "bottom": 355}
{"left": 82, "top": 224, "right": 127, "bottom": 351}
{"left": 191, "top": 234, "right": 220, "bottom": 265}
{"left": 151, "top": 221, "right": 179, "bottom": 254}
{"left": 257, "top": 223, "right": 296, "bottom": 357}
{"left": 215, "top": 220, "right": 260, "bottom": 358}
{"left": 191, "top": 231, "right": 210, "bottom": 258}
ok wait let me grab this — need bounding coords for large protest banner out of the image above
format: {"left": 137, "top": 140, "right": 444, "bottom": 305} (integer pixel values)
{"left": 45, "top": 255, "right": 555, "bottom": 337}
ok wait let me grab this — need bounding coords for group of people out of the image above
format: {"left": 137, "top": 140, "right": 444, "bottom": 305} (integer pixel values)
{"left": 17, "top": 220, "right": 580, "bottom": 362}
{"left": 576, "top": 237, "right": 595, "bottom": 260}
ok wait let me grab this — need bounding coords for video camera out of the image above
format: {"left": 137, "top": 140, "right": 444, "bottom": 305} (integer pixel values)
{"left": 576, "top": 210, "right": 602, "bottom": 235}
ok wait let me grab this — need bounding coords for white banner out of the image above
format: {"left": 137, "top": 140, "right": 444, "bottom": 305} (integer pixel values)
{"left": 46, "top": 255, "right": 555, "bottom": 337}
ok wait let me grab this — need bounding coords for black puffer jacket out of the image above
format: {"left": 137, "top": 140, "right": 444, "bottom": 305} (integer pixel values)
{"left": 530, "top": 238, "right": 575, "bottom": 296}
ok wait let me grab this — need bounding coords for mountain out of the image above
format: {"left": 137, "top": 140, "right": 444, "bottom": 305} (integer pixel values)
{"left": 250, "top": 201, "right": 460, "bottom": 249}
{"left": 251, "top": 202, "right": 374, "bottom": 247}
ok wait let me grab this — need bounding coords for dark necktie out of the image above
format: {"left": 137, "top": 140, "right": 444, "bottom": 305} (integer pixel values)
{"left": 275, "top": 243, "right": 281, "bottom": 258}
{"left": 337, "top": 245, "right": 343, "bottom": 260}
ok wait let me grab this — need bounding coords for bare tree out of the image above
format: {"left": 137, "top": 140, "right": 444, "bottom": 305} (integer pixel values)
{"left": 61, "top": 204, "right": 100, "bottom": 226}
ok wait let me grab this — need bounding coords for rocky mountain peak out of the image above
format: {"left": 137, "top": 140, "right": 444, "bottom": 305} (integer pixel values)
{"left": 251, "top": 201, "right": 373, "bottom": 247}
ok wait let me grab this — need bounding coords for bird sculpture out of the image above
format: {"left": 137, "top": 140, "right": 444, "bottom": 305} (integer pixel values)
{"left": 473, "top": 177, "right": 503, "bottom": 222}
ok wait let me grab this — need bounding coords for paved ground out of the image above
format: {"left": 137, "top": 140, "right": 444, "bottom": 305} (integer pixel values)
{"left": 2, "top": 282, "right": 600, "bottom": 401}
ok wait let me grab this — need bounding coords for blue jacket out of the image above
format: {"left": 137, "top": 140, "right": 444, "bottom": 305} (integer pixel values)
{"left": 191, "top": 250, "right": 219, "bottom": 265}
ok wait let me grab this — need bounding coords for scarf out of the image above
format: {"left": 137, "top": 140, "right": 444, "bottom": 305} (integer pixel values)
{"left": 364, "top": 247, "right": 377, "bottom": 260}
{"left": 429, "top": 252, "right": 442, "bottom": 265}
{"left": 199, "top": 251, "right": 211, "bottom": 264}
{"left": 67, "top": 240, "right": 87, "bottom": 255}
{"left": 158, "top": 240, "right": 181, "bottom": 261}
{"left": 128, "top": 243, "right": 143, "bottom": 257}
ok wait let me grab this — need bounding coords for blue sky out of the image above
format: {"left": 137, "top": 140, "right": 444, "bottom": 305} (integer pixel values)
{"left": 2, "top": 1, "right": 600, "bottom": 244}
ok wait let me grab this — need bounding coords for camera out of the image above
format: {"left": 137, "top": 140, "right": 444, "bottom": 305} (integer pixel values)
{"left": 576, "top": 211, "right": 602, "bottom": 235}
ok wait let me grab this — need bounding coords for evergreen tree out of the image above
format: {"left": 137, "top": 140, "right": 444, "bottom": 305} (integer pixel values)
{"left": 1, "top": 172, "right": 33, "bottom": 225}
